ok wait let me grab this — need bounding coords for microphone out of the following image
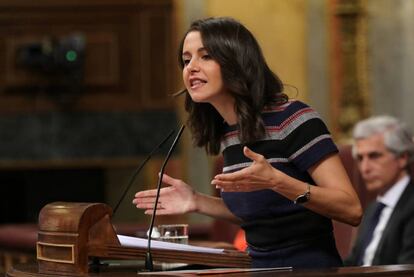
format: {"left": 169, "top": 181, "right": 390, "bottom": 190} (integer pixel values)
{"left": 145, "top": 124, "right": 185, "bottom": 271}
{"left": 112, "top": 129, "right": 175, "bottom": 216}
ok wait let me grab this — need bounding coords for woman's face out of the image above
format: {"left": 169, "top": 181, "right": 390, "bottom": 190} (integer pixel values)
{"left": 181, "top": 31, "right": 229, "bottom": 105}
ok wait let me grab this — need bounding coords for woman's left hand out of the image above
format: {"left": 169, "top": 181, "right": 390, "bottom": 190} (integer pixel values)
{"left": 212, "top": 146, "right": 281, "bottom": 192}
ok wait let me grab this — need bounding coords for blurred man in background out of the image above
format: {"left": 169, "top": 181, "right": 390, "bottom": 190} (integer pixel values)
{"left": 345, "top": 115, "right": 414, "bottom": 266}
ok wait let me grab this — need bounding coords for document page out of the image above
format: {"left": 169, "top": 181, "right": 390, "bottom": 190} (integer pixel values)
{"left": 117, "top": 235, "right": 225, "bottom": 254}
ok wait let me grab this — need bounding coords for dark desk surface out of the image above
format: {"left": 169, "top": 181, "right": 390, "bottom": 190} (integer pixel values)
{"left": 7, "top": 263, "right": 414, "bottom": 277}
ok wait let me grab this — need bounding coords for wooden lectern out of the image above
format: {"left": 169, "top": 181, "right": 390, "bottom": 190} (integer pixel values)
{"left": 34, "top": 202, "right": 251, "bottom": 276}
{"left": 9, "top": 202, "right": 414, "bottom": 276}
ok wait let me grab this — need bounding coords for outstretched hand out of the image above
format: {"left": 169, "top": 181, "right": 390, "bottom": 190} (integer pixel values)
{"left": 212, "top": 146, "right": 281, "bottom": 192}
{"left": 132, "top": 173, "right": 197, "bottom": 215}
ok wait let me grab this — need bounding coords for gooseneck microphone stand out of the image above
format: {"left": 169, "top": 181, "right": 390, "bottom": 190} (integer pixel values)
{"left": 112, "top": 129, "right": 175, "bottom": 216}
{"left": 145, "top": 124, "right": 185, "bottom": 271}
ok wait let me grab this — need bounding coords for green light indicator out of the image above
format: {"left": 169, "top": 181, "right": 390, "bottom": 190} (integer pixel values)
{"left": 66, "top": 50, "right": 77, "bottom": 62}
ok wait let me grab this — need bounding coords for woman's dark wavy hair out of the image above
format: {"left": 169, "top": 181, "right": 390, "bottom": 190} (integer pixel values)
{"left": 178, "top": 17, "right": 288, "bottom": 155}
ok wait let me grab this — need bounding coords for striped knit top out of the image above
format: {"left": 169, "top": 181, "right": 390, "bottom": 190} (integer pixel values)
{"left": 220, "top": 100, "right": 338, "bottom": 250}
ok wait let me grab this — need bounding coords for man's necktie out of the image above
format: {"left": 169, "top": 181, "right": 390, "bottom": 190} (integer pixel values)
{"left": 356, "top": 201, "right": 386, "bottom": 265}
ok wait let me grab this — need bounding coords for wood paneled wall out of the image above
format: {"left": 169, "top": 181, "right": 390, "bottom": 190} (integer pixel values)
{"left": 0, "top": 0, "right": 174, "bottom": 113}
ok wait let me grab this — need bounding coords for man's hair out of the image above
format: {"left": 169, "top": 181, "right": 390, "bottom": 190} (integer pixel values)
{"left": 352, "top": 115, "right": 414, "bottom": 164}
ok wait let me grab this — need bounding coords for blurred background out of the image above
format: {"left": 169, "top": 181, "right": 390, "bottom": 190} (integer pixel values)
{"left": 0, "top": 0, "right": 414, "bottom": 272}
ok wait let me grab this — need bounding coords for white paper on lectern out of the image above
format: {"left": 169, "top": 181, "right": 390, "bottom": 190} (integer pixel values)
{"left": 117, "top": 235, "right": 225, "bottom": 254}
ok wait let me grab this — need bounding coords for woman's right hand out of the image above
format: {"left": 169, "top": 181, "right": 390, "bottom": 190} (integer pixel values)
{"left": 132, "top": 173, "right": 197, "bottom": 215}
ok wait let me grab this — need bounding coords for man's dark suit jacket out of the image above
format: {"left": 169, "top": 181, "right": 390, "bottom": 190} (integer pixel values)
{"left": 345, "top": 180, "right": 414, "bottom": 265}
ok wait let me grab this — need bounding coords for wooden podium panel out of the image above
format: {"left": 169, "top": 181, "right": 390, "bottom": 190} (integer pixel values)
{"left": 7, "top": 263, "right": 414, "bottom": 276}
{"left": 16, "top": 202, "right": 250, "bottom": 276}
{"left": 8, "top": 201, "right": 414, "bottom": 276}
